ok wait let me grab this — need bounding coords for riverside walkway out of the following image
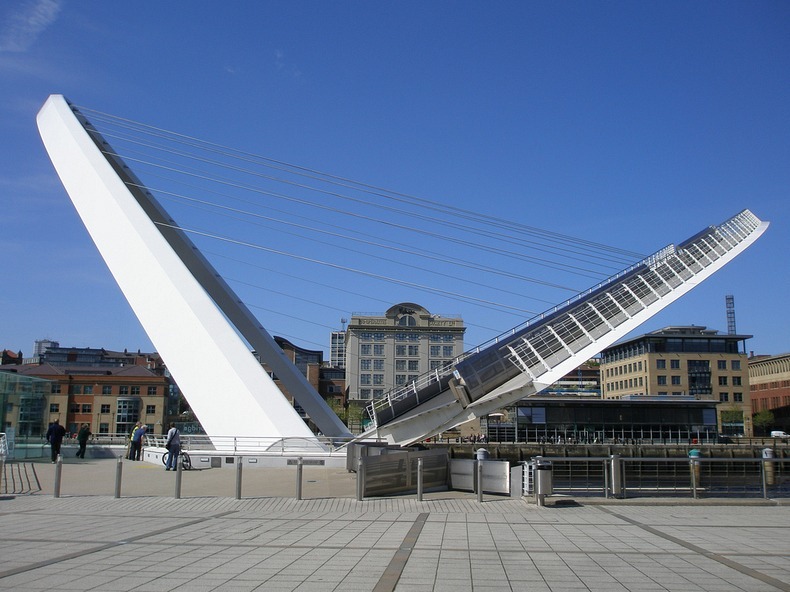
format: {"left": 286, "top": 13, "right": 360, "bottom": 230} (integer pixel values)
{"left": 1, "top": 458, "right": 789, "bottom": 592}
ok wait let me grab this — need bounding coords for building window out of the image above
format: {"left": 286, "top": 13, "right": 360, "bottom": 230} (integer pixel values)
{"left": 373, "top": 344, "right": 385, "bottom": 356}
{"left": 51, "top": 384, "right": 61, "bottom": 394}
{"left": 81, "top": 404, "right": 91, "bottom": 413}
{"left": 360, "top": 344, "right": 372, "bottom": 356}
{"left": 718, "top": 376, "right": 728, "bottom": 386}
{"left": 360, "top": 332, "right": 373, "bottom": 341}
{"left": 395, "top": 345, "right": 406, "bottom": 356}
{"left": 734, "top": 392, "right": 743, "bottom": 402}
{"left": 731, "top": 360, "right": 741, "bottom": 371}
{"left": 147, "top": 386, "right": 158, "bottom": 396}
{"left": 373, "top": 359, "right": 385, "bottom": 371}
{"left": 101, "top": 404, "right": 111, "bottom": 413}
{"left": 720, "top": 392, "right": 729, "bottom": 402}
{"left": 373, "top": 333, "right": 385, "bottom": 341}
{"left": 84, "top": 385, "right": 93, "bottom": 395}
{"left": 396, "top": 375, "right": 406, "bottom": 385}
{"left": 130, "top": 386, "right": 140, "bottom": 395}
{"left": 408, "top": 360, "right": 419, "bottom": 371}
{"left": 671, "top": 376, "right": 681, "bottom": 385}
{"left": 102, "top": 385, "right": 112, "bottom": 395}
{"left": 360, "top": 374, "right": 371, "bottom": 385}
{"left": 670, "top": 359, "right": 680, "bottom": 369}
{"left": 359, "top": 389, "right": 371, "bottom": 400}
{"left": 430, "top": 345, "right": 441, "bottom": 357}
{"left": 360, "top": 359, "right": 371, "bottom": 371}
{"left": 657, "top": 376, "right": 667, "bottom": 385}
{"left": 146, "top": 404, "right": 156, "bottom": 414}
{"left": 732, "top": 376, "right": 742, "bottom": 386}
{"left": 373, "top": 374, "right": 384, "bottom": 385}
{"left": 638, "top": 361, "right": 643, "bottom": 371}
{"left": 430, "top": 360, "right": 444, "bottom": 370}
{"left": 373, "top": 389, "right": 384, "bottom": 398}
{"left": 398, "top": 315, "right": 416, "bottom": 326}
{"left": 70, "top": 403, "right": 80, "bottom": 413}
{"left": 656, "top": 360, "right": 666, "bottom": 369}
{"left": 49, "top": 403, "right": 59, "bottom": 413}
{"left": 718, "top": 360, "right": 727, "bottom": 370}
{"left": 442, "top": 346, "right": 454, "bottom": 358}
{"left": 395, "top": 360, "right": 406, "bottom": 371}
{"left": 70, "top": 385, "right": 82, "bottom": 395}
{"left": 119, "top": 386, "right": 129, "bottom": 395}
{"left": 408, "top": 345, "right": 419, "bottom": 356}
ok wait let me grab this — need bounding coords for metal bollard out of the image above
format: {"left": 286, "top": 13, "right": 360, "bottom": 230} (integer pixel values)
{"left": 476, "top": 459, "right": 483, "bottom": 503}
{"left": 356, "top": 456, "right": 363, "bottom": 501}
{"left": 296, "top": 457, "right": 303, "bottom": 500}
{"left": 54, "top": 454, "right": 63, "bottom": 498}
{"left": 235, "top": 456, "right": 243, "bottom": 500}
{"left": 417, "top": 457, "right": 424, "bottom": 502}
{"left": 175, "top": 453, "right": 183, "bottom": 499}
{"left": 114, "top": 456, "right": 123, "bottom": 498}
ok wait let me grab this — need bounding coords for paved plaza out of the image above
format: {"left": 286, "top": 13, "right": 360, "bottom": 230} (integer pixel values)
{"left": 1, "top": 458, "right": 789, "bottom": 592}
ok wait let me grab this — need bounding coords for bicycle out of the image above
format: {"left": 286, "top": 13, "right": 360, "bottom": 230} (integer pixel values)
{"left": 161, "top": 449, "right": 192, "bottom": 471}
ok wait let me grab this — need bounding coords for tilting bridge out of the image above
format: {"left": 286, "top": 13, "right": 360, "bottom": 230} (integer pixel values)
{"left": 360, "top": 209, "right": 768, "bottom": 446}
{"left": 36, "top": 95, "right": 768, "bottom": 451}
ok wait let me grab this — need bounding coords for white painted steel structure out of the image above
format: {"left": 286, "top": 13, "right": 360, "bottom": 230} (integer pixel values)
{"left": 37, "top": 95, "right": 351, "bottom": 445}
{"left": 362, "top": 209, "right": 768, "bottom": 445}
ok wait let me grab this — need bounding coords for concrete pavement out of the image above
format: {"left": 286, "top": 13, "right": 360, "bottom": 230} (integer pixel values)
{"left": 1, "top": 458, "right": 789, "bottom": 591}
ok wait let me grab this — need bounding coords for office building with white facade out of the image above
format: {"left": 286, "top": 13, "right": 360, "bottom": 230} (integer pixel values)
{"left": 345, "top": 303, "right": 465, "bottom": 402}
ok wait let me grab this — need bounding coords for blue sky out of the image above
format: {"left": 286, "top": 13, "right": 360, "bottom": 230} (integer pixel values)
{"left": 1, "top": 0, "right": 788, "bottom": 359}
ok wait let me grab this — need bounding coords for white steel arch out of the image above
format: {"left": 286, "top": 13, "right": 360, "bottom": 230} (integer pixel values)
{"left": 37, "top": 95, "right": 351, "bottom": 443}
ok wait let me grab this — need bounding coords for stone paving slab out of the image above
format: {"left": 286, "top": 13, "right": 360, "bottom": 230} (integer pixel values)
{"left": 1, "top": 459, "right": 789, "bottom": 591}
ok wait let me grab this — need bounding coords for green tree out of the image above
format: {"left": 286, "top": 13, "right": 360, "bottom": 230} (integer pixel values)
{"left": 752, "top": 409, "right": 775, "bottom": 436}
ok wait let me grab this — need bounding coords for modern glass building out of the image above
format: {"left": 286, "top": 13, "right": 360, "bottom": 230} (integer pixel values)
{"left": 0, "top": 371, "right": 53, "bottom": 437}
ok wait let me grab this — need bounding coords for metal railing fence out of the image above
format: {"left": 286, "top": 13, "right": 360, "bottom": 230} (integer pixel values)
{"left": 524, "top": 455, "right": 789, "bottom": 499}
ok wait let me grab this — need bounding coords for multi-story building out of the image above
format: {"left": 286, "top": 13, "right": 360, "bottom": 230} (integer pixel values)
{"left": 345, "top": 302, "right": 465, "bottom": 402}
{"left": 1, "top": 362, "right": 169, "bottom": 436}
{"left": 330, "top": 330, "right": 346, "bottom": 370}
{"left": 599, "top": 326, "right": 753, "bottom": 435}
{"left": 749, "top": 353, "right": 790, "bottom": 415}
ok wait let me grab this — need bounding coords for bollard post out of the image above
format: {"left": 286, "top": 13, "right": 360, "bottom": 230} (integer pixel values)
{"left": 114, "top": 456, "right": 123, "bottom": 498}
{"left": 417, "top": 457, "right": 423, "bottom": 502}
{"left": 54, "top": 454, "right": 63, "bottom": 498}
{"left": 175, "top": 452, "right": 183, "bottom": 499}
{"left": 296, "top": 457, "right": 303, "bottom": 500}
{"left": 356, "top": 456, "right": 363, "bottom": 501}
{"left": 235, "top": 456, "right": 243, "bottom": 500}
{"left": 476, "top": 459, "right": 483, "bottom": 503}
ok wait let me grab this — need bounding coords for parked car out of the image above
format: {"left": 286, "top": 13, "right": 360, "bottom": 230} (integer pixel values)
{"left": 770, "top": 431, "right": 789, "bottom": 438}
{"left": 716, "top": 434, "right": 733, "bottom": 444}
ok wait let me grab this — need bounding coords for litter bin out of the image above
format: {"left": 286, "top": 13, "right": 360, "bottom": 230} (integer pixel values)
{"left": 476, "top": 448, "right": 489, "bottom": 461}
{"left": 688, "top": 448, "right": 701, "bottom": 497}
{"left": 763, "top": 448, "right": 775, "bottom": 486}
{"left": 534, "top": 457, "right": 552, "bottom": 506}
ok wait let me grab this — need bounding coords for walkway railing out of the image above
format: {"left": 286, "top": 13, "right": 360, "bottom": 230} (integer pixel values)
{"left": 524, "top": 455, "right": 789, "bottom": 499}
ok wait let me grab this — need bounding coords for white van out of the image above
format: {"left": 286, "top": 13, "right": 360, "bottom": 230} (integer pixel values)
{"left": 770, "top": 431, "right": 789, "bottom": 438}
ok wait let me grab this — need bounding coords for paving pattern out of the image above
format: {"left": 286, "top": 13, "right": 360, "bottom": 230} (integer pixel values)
{"left": 0, "top": 458, "right": 788, "bottom": 591}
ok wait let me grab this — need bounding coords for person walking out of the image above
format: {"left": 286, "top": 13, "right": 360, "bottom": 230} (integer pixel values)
{"left": 76, "top": 423, "right": 91, "bottom": 459}
{"left": 164, "top": 422, "right": 181, "bottom": 471}
{"left": 46, "top": 419, "right": 66, "bottom": 463}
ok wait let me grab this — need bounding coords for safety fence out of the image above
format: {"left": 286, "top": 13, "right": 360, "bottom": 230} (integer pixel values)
{"left": 524, "top": 454, "right": 790, "bottom": 500}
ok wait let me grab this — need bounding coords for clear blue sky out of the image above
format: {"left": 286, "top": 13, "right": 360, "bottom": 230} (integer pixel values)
{"left": 1, "top": 1, "right": 788, "bottom": 359}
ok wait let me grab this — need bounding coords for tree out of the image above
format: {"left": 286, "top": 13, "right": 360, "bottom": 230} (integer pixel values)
{"left": 752, "top": 409, "right": 775, "bottom": 436}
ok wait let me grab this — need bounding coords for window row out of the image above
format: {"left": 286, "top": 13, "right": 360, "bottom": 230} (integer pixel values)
{"left": 49, "top": 403, "right": 157, "bottom": 414}
{"left": 51, "top": 385, "right": 160, "bottom": 395}
{"left": 606, "top": 377, "right": 645, "bottom": 391}
{"left": 718, "top": 392, "right": 744, "bottom": 402}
